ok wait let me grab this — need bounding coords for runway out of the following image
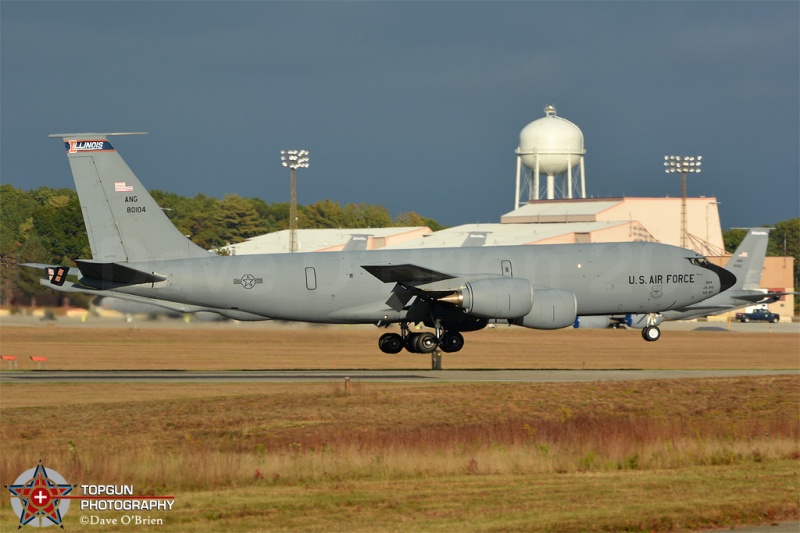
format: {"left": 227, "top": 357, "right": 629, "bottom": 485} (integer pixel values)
{"left": 2, "top": 369, "right": 796, "bottom": 384}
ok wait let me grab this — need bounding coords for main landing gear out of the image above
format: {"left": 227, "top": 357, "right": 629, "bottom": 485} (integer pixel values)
{"left": 641, "top": 313, "right": 662, "bottom": 342}
{"left": 378, "top": 322, "right": 465, "bottom": 370}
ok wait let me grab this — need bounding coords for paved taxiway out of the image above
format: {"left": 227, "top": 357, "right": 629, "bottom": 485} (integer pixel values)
{"left": 2, "top": 369, "right": 797, "bottom": 384}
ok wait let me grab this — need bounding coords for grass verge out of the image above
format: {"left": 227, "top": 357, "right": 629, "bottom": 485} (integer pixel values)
{"left": 1, "top": 376, "right": 798, "bottom": 530}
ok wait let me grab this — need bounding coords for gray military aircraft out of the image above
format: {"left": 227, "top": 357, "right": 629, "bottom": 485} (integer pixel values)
{"left": 30, "top": 133, "right": 735, "bottom": 367}
{"left": 573, "top": 227, "right": 792, "bottom": 333}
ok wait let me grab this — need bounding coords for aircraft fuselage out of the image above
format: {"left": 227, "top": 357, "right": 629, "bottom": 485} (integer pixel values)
{"left": 110, "top": 242, "right": 721, "bottom": 324}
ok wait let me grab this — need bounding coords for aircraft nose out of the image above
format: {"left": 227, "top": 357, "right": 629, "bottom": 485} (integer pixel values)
{"left": 706, "top": 262, "right": 737, "bottom": 293}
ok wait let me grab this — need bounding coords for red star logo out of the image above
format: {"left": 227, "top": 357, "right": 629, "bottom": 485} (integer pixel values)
{"left": 6, "top": 460, "right": 74, "bottom": 528}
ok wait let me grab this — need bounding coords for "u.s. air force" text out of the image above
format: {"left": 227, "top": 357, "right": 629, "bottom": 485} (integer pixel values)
{"left": 629, "top": 274, "right": 695, "bottom": 285}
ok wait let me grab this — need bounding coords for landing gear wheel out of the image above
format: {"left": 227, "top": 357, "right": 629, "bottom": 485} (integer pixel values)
{"left": 405, "top": 333, "right": 420, "bottom": 353}
{"left": 642, "top": 325, "right": 661, "bottom": 342}
{"left": 378, "top": 333, "right": 403, "bottom": 354}
{"left": 440, "top": 331, "right": 464, "bottom": 353}
{"left": 431, "top": 350, "right": 443, "bottom": 370}
{"left": 413, "top": 332, "right": 438, "bottom": 354}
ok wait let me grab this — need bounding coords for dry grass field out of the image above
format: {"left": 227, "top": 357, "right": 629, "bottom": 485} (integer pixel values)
{"left": 1, "top": 322, "right": 798, "bottom": 531}
{"left": 0, "top": 321, "right": 797, "bottom": 370}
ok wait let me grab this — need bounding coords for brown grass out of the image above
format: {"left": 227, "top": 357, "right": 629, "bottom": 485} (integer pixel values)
{"left": 0, "top": 323, "right": 797, "bottom": 370}
{"left": 2, "top": 377, "right": 797, "bottom": 488}
{"left": 1, "top": 323, "right": 798, "bottom": 531}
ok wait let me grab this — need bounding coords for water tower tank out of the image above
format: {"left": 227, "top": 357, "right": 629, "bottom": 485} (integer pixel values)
{"left": 518, "top": 105, "right": 584, "bottom": 174}
{"left": 514, "top": 105, "right": 587, "bottom": 202}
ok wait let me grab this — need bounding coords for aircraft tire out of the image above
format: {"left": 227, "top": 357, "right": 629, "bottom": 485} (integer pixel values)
{"left": 379, "top": 333, "right": 404, "bottom": 354}
{"left": 415, "top": 332, "right": 438, "bottom": 354}
{"left": 405, "top": 333, "right": 420, "bottom": 353}
{"left": 440, "top": 331, "right": 464, "bottom": 353}
{"left": 642, "top": 326, "right": 661, "bottom": 342}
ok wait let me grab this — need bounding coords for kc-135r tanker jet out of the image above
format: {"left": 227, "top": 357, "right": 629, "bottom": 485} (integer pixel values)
{"left": 31, "top": 133, "right": 735, "bottom": 368}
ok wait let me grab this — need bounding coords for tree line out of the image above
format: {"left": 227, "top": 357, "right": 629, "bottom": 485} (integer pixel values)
{"left": 1, "top": 184, "right": 797, "bottom": 309}
{"left": 0, "top": 184, "right": 443, "bottom": 305}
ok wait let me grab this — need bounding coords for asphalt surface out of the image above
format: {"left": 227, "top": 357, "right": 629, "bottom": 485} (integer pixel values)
{"left": 2, "top": 368, "right": 797, "bottom": 384}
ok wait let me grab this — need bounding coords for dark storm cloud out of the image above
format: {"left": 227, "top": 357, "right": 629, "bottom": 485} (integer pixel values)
{"left": 2, "top": 1, "right": 797, "bottom": 229}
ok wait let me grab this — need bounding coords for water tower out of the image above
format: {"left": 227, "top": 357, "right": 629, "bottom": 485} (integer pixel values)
{"left": 514, "top": 105, "right": 586, "bottom": 207}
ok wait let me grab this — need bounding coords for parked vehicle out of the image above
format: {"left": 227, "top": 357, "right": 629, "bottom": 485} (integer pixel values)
{"left": 735, "top": 309, "right": 780, "bottom": 323}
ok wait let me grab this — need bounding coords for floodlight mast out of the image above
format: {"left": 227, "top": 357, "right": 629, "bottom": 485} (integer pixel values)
{"left": 281, "top": 150, "right": 310, "bottom": 253}
{"left": 664, "top": 155, "right": 702, "bottom": 249}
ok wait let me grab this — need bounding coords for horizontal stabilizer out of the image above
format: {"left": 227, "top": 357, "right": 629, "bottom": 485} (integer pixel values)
{"left": 361, "top": 264, "right": 455, "bottom": 283}
{"left": 75, "top": 260, "right": 166, "bottom": 284}
{"left": 734, "top": 290, "right": 798, "bottom": 304}
{"left": 22, "top": 263, "right": 82, "bottom": 287}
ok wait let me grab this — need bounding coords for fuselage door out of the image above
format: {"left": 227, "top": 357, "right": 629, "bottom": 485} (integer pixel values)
{"left": 305, "top": 267, "right": 317, "bottom": 290}
{"left": 501, "top": 260, "right": 513, "bottom": 278}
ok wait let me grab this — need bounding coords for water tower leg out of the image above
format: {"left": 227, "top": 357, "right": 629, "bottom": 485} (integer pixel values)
{"left": 567, "top": 162, "right": 573, "bottom": 199}
{"left": 547, "top": 175, "right": 555, "bottom": 200}
{"left": 515, "top": 157, "right": 522, "bottom": 208}
{"left": 580, "top": 159, "right": 586, "bottom": 199}
{"left": 532, "top": 159, "right": 540, "bottom": 201}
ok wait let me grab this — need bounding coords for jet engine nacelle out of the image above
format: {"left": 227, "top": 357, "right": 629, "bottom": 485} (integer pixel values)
{"left": 511, "top": 288, "right": 577, "bottom": 330}
{"left": 441, "top": 277, "right": 534, "bottom": 319}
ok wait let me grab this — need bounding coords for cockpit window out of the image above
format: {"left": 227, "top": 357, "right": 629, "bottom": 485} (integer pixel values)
{"left": 688, "top": 257, "right": 709, "bottom": 267}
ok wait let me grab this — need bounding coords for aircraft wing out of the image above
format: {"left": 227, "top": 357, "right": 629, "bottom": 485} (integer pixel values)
{"left": 361, "top": 263, "right": 520, "bottom": 320}
{"left": 361, "top": 263, "right": 456, "bottom": 283}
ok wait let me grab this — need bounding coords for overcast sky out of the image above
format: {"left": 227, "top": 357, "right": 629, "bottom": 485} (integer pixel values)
{"left": 2, "top": 1, "right": 798, "bottom": 231}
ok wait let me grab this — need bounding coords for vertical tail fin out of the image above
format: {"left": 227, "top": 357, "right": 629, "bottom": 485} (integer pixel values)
{"left": 725, "top": 228, "right": 770, "bottom": 290}
{"left": 49, "top": 133, "right": 212, "bottom": 263}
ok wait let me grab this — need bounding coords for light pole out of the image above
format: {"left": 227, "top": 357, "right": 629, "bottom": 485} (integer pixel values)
{"left": 664, "top": 155, "right": 702, "bottom": 249}
{"left": 281, "top": 150, "right": 310, "bottom": 253}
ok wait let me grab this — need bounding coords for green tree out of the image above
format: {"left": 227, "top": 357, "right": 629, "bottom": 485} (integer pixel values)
{"left": 345, "top": 203, "right": 393, "bottom": 228}
{"left": 151, "top": 189, "right": 196, "bottom": 237}
{"left": 301, "top": 199, "right": 347, "bottom": 228}
{"left": 767, "top": 218, "right": 799, "bottom": 260}
{"left": 217, "top": 194, "right": 264, "bottom": 244}
{"left": 15, "top": 231, "right": 50, "bottom": 303}
{"left": 30, "top": 189, "right": 90, "bottom": 262}
{"left": 768, "top": 218, "right": 799, "bottom": 291}
{"left": 722, "top": 228, "right": 749, "bottom": 254}
{"left": 393, "top": 211, "right": 445, "bottom": 232}
{"left": 183, "top": 193, "right": 223, "bottom": 249}
{"left": 250, "top": 198, "right": 290, "bottom": 233}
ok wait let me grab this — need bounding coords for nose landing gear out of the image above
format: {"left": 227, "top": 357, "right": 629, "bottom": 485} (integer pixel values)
{"left": 641, "top": 313, "right": 662, "bottom": 342}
